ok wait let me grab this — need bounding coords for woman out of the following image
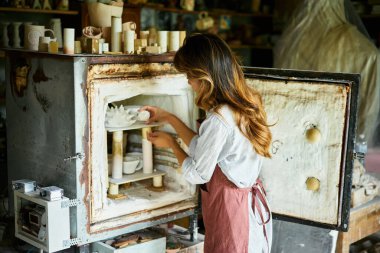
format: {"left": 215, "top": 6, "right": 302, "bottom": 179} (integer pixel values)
{"left": 142, "top": 33, "right": 272, "bottom": 253}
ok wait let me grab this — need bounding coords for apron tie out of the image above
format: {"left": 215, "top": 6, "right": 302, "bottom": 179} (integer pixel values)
{"left": 251, "top": 179, "right": 271, "bottom": 251}
{"left": 251, "top": 179, "right": 270, "bottom": 225}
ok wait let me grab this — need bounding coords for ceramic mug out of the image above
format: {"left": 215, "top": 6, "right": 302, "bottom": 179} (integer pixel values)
{"left": 25, "top": 25, "right": 55, "bottom": 51}
{"left": 123, "top": 156, "right": 142, "bottom": 174}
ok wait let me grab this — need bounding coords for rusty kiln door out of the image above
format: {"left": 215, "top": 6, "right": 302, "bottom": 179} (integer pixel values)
{"left": 244, "top": 67, "right": 359, "bottom": 231}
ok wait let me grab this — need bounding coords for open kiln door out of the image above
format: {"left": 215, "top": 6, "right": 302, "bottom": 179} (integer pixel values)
{"left": 243, "top": 67, "right": 359, "bottom": 231}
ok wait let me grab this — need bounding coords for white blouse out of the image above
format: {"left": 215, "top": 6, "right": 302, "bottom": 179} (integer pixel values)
{"left": 182, "top": 105, "right": 263, "bottom": 188}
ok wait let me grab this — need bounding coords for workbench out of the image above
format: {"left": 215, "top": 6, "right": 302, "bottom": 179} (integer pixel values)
{"left": 336, "top": 196, "right": 380, "bottom": 253}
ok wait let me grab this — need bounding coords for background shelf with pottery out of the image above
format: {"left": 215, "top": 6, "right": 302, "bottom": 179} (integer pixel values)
{"left": 0, "top": 7, "right": 79, "bottom": 15}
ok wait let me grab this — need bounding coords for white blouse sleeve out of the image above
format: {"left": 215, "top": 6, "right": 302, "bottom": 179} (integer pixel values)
{"left": 182, "top": 114, "right": 230, "bottom": 184}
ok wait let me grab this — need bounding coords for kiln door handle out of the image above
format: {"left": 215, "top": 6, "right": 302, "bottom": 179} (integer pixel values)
{"left": 64, "top": 153, "right": 85, "bottom": 162}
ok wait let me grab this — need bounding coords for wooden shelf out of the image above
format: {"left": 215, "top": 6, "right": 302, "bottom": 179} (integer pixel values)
{"left": 0, "top": 7, "right": 79, "bottom": 15}
{"left": 128, "top": 4, "right": 272, "bottom": 17}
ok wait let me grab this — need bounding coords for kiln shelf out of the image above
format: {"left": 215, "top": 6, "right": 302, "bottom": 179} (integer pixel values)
{"left": 109, "top": 170, "right": 166, "bottom": 185}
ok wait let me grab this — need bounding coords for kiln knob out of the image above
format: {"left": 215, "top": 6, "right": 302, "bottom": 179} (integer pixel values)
{"left": 306, "top": 127, "right": 321, "bottom": 143}
{"left": 306, "top": 177, "right": 320, "bottom": 191}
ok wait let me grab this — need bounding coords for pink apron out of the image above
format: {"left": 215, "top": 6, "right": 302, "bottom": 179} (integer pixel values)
{"left": 200, "top": 165, "right": 270, "bottom": 253}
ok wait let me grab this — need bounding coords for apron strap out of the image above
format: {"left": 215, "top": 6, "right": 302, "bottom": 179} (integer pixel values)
{"left": 251, "top": 179, "right": 270, "bottom": 225}
{"left": 251, "top": 179, "right": 271, "bottom": 252}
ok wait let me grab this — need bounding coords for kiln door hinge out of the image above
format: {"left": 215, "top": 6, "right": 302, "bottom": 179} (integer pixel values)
{"left": 64, "top": 152, "right": 85, "bottom": 162}
{"left": 63, "top": 238, "right": 82, "bottom": 248}
{"left": 352, "top": 151, "right": 364, "bottom": 161}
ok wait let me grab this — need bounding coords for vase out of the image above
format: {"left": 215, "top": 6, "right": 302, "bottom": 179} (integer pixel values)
{"left": 56, "top": 0, "right": 68, "bottom": 10}
{"left": 21, "top": 22, "right": 32, "bottom": 48}
{"left": 32, "top": 0, "right": 41, "bottom": 9}
{"left": 1, "top": 22, "right": 10, "bottom": 48}
{"left": 12, "top": 22, "right": 22, "bottom": 48}
{"left": 49, "top": 18, "right": 62, "bottom": 48}
{"left": 42, "top": 0, "right": 51, "bottom": 9}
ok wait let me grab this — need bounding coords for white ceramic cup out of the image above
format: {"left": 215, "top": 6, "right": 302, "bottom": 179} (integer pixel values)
{"left": 124, "top": 30, "right": 135, "bottom": 54}
{"left": 63, "top": 28, "right": 75, "bottom": 54}
{"left": 169, "top": 31, "right": 180, "bottom": 51}
{"left": 123, "top": 156, "right": 142, "bottom": 174}
{"left": 25, "top": 25, "right": 55, "bottom": 51}
{"left": 111, "top": 16, "right": 122, "bottom": 52}
{"left": 102, "top": 42, "right": 109, "bottom": 52}
{"left": 158, "top": 31, "right": 168, "bottom": 53}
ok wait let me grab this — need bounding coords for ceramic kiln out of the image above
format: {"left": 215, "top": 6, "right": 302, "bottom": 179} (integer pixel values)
{"left": 5, "top": 51, "right": 359, "bottom": 251}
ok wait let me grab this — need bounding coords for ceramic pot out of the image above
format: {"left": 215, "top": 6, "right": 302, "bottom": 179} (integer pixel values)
{"left": 196, "top": 12, "right": 214, "bottom": 31}
{"left": 49, "top": 18, "right": 62, "bottom": 48}
{"left": 87, "top": 2, "right": 123, "bottom": 27}
{"left": 180, "top": 0, "right": 194, "bottom": 11}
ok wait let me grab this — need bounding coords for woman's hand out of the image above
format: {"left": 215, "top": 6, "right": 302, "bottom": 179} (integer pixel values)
{"left": 140, "top": 106, "right": 172, "bottom": 124}
{"left": 147, "top": 131, "right": 176, "bottom": 149}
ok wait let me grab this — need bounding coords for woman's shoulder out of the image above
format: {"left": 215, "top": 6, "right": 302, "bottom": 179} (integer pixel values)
{"left": 207, "top": 105, "right": 236, "bottom": 129}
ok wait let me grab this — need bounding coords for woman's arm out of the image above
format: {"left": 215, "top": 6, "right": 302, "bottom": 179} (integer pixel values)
{"left": 148, "top": 114, "right": 229, "bottom": 184}
{"left": 147, "top": 131, "right": 188, "bottom": 165}
{"left": 166, "top": 114, "right": 197, "bottom": 147}
{"left": 141, "top": 106, "right": 197, "bottom": 146}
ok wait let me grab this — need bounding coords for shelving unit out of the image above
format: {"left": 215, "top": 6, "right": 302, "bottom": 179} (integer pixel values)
{"left": 106, "top": 120, "right": 166, "bottom": 196}
{"left": 0, "top": 7, "right": 79, "bottom": 15}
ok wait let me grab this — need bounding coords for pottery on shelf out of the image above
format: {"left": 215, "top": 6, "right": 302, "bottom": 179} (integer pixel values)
{"left": 105, "top": 105, "right": 150, "bottom": 128}
{"left": 1, "top": 22, "right": 10, "bottom": 48}
{"left": 56, "top": 0, "right": 69, "bottom": 10}
{"left": 105, "top": 105, "right": 137, "bottom": 128}
{"left": 42, "top": 0, "right": 51, "bottom": 9}
{"left": 32, "top": 0, "right": 41, "bottom": 9}
{"left": 82, "top": 26, "right": 103, "bottom": 39}
{"left": 12, "top": 22, "right": 22, "bottom": 48}
{"left": 87, "top": 2, "right": 123, "bottom": 27}
{"left": 49, "top": 18, "right": 62, "bottom": 48}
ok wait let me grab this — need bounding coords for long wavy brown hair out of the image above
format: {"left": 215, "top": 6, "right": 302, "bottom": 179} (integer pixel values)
{"left": 174, "top": 33, "right": 272, "bottom": 158}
